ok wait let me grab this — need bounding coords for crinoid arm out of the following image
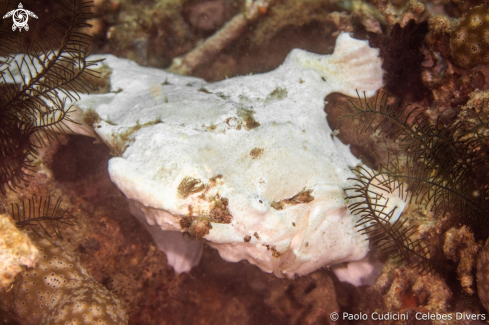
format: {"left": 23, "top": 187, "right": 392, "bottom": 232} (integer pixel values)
{"left": 344, "top": 164, "right": 433, "bottom": 273}
{"left": 7, "top": 196, "right": 75, "bottom": 239}
{"left": 1, "top": 0, "right": 103, "bottom": 135}
{"left": 340, "top": 91, "right": 433, "bottom": 149}
{"left": 0, "top": 0, "right": 102, "bottom": 196}
{"left": 342, "top": 91, "right": 489, "bottom": 234}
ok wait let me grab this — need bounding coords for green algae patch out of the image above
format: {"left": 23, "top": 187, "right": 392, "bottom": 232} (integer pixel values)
{"left": 198, "top": 87, "right": 213, "bottom": 94}
{"left": 109, "top": 119, "right": 162, "bottom": 156}
{"left": 266, "top": 87, "right": 287, "bottom": 102}
{"left": 271, "top": 189, "right": 314, "bottom": 210}
{"left": 201, "top": 109, "right": 260, "bottom": 133}
{"left": 178, "top": 177, "right": 206, "bottom": 199}
{"left": 215, "top": 92, "right": 229, "bottom": 100}
{"left": 119, "top": 119, "right": 162, "bottom": 142}
{"left": 237, "top": 107, "right": 260, "bottom": 130}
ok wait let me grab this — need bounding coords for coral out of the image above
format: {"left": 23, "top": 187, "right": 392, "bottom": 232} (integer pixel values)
{"left": 423, "top": 19, "right": 487, "bottom": 111}
{"left": 0, "top": 230, "right": 128, "bottom": 325}
{"left": 477, "top": 236, "right": 489, "bottom": 312}
{"left": 383, "top": 267, "right": 452, "bottom": 313}
{"left": 0, "top": 214, "right": 39, "bottom": 290}
{"left": 410, "top": 271, "right": 453, "bottom": 315}
{"left": 457, "top": 89, "right": 489, "bottom": 132}
{"left": 337, "top": 0, "right": 385, "bottom": 34}
{"left": 443, "top": 226, "right": 481, "bottom": 295}
{"left": 451, "top": 4, "right": 489, "bottom": 68}
{"left": 105, "top": 0, "right": 195, "bottom": 67}
{"left": 373, "top": 0, "right": 427, "bottom": 27}
{"left": 347, "top": 260, "right": 453, "bottom": 325}
{"left": 428, "top": 14, "right": 453, "bottom": 35}
{"left": 377, "top": 261, "right": 452, "bottom": 315}
{"left": 445, "top": 0, "right": 484, "bottom": 19}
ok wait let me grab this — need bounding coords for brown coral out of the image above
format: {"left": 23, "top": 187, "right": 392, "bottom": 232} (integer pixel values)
{"left": 451, "top": 4, "right": 489, "bottom": 68}
{"left": 443, "top": 227, "right": 481, "bottom": 295}
{"left": 370, "top": 260, "right": 452, "bottom": 321}
{"left": 0, "top": 231, "right": 127, "bottom": 325}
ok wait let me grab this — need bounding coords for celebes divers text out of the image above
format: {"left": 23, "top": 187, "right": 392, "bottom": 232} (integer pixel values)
{"left": 340, "top": 312, "right": 486, "bottom": 321}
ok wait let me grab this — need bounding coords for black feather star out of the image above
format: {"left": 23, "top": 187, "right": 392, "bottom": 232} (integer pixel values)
{"left": 0, "top": 0, "right": 102, "bottom": 196}
{"left": 342, "top": 91, "right": 489, "bottom": 272}
{"left": 7, "top": 196, "right": 75, "bottom": 239}
{"left": 345, "top": 164, "right": 433, "bottom": 273}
